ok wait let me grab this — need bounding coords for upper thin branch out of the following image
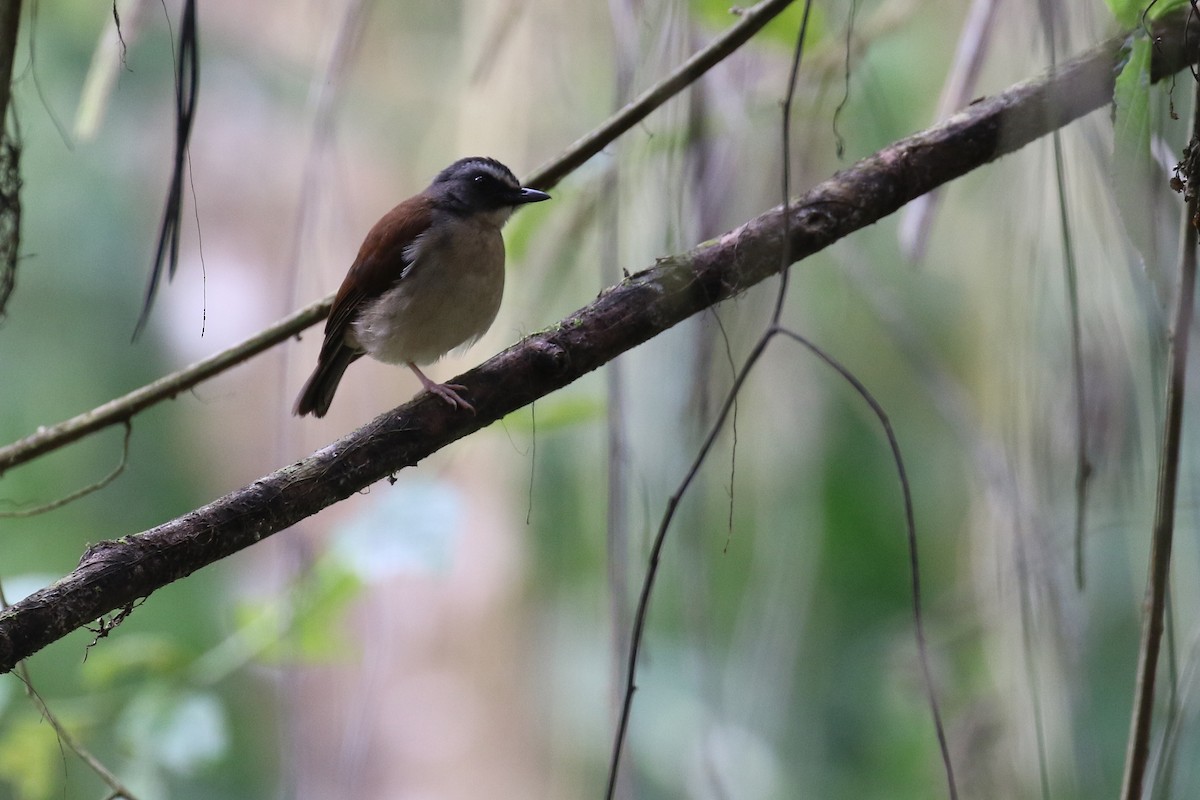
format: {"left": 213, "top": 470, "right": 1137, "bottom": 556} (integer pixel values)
{"left": 524, "top": 0, "right": 798, "bottom": 190}
{"left": 0, "top": 13, "right": 1195, "bottom": 673}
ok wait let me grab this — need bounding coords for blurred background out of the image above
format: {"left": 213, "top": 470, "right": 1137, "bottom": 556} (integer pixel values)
{"left": 0, "top": 0, "right": 1196, "bottom": 797}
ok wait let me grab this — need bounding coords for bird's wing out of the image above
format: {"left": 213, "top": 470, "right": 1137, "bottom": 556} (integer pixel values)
{"left": 320, "top": 195, "right": 434, "bottom": 357}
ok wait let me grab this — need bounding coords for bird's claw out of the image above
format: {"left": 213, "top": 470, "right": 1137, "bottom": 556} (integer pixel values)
{"left": 427, "top": 382, "right": 475, "bottom": 414}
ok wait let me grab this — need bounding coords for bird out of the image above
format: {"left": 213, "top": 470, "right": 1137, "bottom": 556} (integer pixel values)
{"left": 294, "top": 157, "right": 550, "bottom": 418}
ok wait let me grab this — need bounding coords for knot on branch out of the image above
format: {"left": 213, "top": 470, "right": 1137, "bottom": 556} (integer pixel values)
{"left": 795, "top": 204, "right": 839, "bottom": 236}
{"left": 527, "top": 337, "right": 569, "bottom": 376}
{"left": 79, "top": 538, "right": 138, "bottom": 569}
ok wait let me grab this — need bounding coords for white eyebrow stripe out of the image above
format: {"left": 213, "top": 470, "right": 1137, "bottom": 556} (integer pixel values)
{"left": 471, "top": 161, "right": 519, "bottom": 189}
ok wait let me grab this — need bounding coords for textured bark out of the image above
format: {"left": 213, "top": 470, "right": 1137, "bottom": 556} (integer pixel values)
{"left": 0, "top": 14, "right": 1195, "bottom": 672}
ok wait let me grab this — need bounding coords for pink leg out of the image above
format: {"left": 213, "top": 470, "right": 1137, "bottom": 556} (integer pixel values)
{"left": 407, "top": 362, "right": 474, "bottom": 413}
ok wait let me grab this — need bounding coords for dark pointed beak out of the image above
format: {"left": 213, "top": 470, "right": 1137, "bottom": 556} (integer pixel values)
{"left": 517, "top": 187, "right": 551, "bottom": 204}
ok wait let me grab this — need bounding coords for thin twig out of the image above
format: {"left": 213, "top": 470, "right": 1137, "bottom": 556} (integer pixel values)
{"left": 774, "top": 328, "right": 957, "bottom": 799}
{"left": 770, "top": 0, "right": 809, "bottom": 313}
{"left": 1023, "top": 7, "right": 1072, "bottom": 798}
{"left": 1149, "top": 592, "right": 1181, "bottom": 795}
{"left": 1119, "top": 73, "right": 1200, "bottom": 800}
{"left": 27, "top": 0, "right": 72, "bottom": 148}
{"left": 0, "top": 421, "right": 132, "bottom": 518}
{"left": 604, "top": 4, "right": 814, "bottom": 793}
{"left": 830, "top": 0, "right": 858, "bottom": 159}
{"left": 604, "top": 330, "right": 774, "bottom": 800}
{"left": 15, "top": 667, "right": 140, "bottom": 800}
{"left": 524, "top": 0, "right": 797, "bottom": 190}
{"left": 707, "top": 306, "right": 739, "bottom": 544}
{"left": 1150, "top": 608, "right": 1200, "bottom": 796}
{"left": 1042, "top": 0, "right": 1091, "bottom": 593}
{"left": 1058, "top": 128, "right": 1090, "bottom": 593}
{"left": 0, "top": 588, "right": 139, "bottom": 800}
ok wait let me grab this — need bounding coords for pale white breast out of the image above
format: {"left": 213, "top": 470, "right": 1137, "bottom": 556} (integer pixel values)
{"left": 349, "top": 213, "right": 507, "bottom": 366}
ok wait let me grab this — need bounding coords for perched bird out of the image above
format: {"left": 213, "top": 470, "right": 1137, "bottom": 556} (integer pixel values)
{"left": 294, "top": 157, "right": 550, "bottom": 417}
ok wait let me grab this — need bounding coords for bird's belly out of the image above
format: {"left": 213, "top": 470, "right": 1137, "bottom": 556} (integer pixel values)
{"left": 350, "top": 232, "right": 505, "bottom": 366}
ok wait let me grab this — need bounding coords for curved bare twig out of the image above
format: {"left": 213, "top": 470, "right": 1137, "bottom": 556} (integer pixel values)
{"left": 0, "top": 421, "right": 132, "bottom": 518}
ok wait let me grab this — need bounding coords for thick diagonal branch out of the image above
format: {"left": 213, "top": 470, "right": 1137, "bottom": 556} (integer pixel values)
{"left": 0, "top": 15, "right": 1195, "bottom": 673}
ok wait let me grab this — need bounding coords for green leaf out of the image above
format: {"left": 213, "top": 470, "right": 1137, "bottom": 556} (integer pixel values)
{"left": 232, "top": 557, "right": 364, "bottom": 666}
{"left": 288, "top": 561, "right": 363, "bottom": 661}
{"left": 502, "top": 394, "right": 606, "bottom": 433}
{"left": 0, "top": 713, "right": 63, "bottom": 799}
{"left": 1103, "top": 0, "right": 1136, "bottom": 27}
{"left": 118, "top": 687, "right": 228, "bottom": 776}
{"left": 1111, "top": 31, "right": 1157, "bottom": 267}
{"left": 1104, "top": 0, "right": 1186, "bottom": 28}
{"left": 80, "top": 634, "right": 187, "bottom": 690}
{"left": 1146, "top": 0, "right": 1188, "bottom": 20}
{"left": 690, "top": 0, "right": 826, "bottom": 49}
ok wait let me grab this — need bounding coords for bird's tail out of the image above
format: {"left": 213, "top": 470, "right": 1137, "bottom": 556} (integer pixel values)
{"left": 294, "top": 346, "right": 361, "bottom": 417}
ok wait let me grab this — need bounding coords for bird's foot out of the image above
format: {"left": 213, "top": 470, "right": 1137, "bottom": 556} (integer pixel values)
{"left": 409, "top": 362, "right": 475, "bottom": 414}
{"left": 427, "top": 381, "right": 475, "bottom": 414}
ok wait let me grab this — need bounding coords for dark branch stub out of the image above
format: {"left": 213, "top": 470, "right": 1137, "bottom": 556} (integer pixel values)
{"left": 0, "top": 132, "right": 20, "bottom": 320}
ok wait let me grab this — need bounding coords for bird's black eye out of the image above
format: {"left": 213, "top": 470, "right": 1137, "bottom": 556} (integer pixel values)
{"left": 458, "top": 169, "right": 520, "bottom": 209}
{"left": 472, "top": 173, "right": 502, "bottom": 192}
